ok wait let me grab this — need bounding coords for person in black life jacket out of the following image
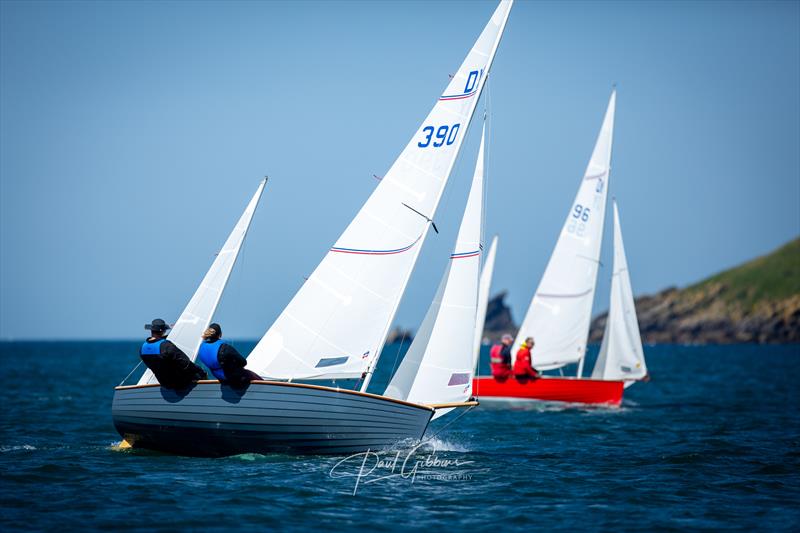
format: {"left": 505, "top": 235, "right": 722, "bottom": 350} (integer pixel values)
{"left": 197, "top": 323, "right": 262, "bottom": 388}
{"left": 489, "top": 334, "right": 514, "bottom": 381}
{"left": 140, "top": 318, "right": 207, "bottom": 389}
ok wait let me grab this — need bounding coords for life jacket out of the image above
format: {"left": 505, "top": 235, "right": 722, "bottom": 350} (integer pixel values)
{"left": 197, "top": 339, "right": 226, "bottom": 381}
{"left": 513, "top": 346, "right": 537, "bottom": 377}
{"left": 490, "top": 344, "right": 507, "bottom": 365}
{"left": 140, "top": 338, "right": 165, "bottom": 355}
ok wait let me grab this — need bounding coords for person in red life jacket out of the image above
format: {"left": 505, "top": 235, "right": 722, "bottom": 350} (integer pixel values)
{"left": 490, "top": 334, "right": 514, "bottom": 381}
{"left": 513, "top": 336, "right": 540, "bottom": 382}
{"left": 197, "top": 323, "right": 262, "bottom": 388}
{"left": 139, "top": 318, "right": 207, "bottom": 389}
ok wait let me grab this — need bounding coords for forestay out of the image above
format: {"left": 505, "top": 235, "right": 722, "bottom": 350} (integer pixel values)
{"left": 247, "top": 1, "right": 513, "bottom": 383}
{"left": 139, "top": 179, "right": 267, "bottom": 385}
{"left": 384, "top": 124, "right": 485, "bottom": 417}
{"left": 473, "top": 234, "right": 498, "bottom": 372}
{"left": 514, "top": 91, "right": 616, "bottom": 373}
{"left": 592, "top": 201, "right": 647, "bottom": 385}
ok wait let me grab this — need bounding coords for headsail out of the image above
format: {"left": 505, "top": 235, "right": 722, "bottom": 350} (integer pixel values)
{"left": 384, "top": 124, "right": 485, "bottom": 416}
{"left": 592, "top": 200, "right": 647, "bottom": 385}
{"left": 514, "top": 90, "right": 615, "bottom": 373}
{"left": 247, "top": 1, "right": 513, "bottom": 384}
{"left": 139, "top": 179, "right": 267, "bottom": 385}
{"left": 473, "top": 234, "right": 498, "bottom": 372}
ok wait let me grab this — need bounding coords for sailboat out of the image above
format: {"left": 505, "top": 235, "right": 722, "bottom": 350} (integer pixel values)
{"left": 112, "top": 0, "right": 513, "bottom": 456}
{"left": 474, "top": 89, "right": 645, "bottom": 406}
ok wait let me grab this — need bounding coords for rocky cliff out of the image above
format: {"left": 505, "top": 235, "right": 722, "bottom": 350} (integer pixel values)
{"left": 589, "top": 238, "right": 800, "bottom": 344}
{"left": 480, "top": 290, "right": 518, "bottom": 343}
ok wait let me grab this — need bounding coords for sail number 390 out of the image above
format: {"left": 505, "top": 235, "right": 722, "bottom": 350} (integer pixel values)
{"left": 418, "top": 123, "right": 461, "bottom": 148}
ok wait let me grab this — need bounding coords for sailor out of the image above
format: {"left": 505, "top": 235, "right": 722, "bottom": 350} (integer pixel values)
{"left": 513, "top": 336, "right": 540, "bottom": 382}
{"left": 140, "top": 318, "right": 207, "bottom": 389}
{"left": 489, "top": 334, "right": 514, "bottom": 381}
{"left": 197, "top": 323, "right": 262, "bottom": 388}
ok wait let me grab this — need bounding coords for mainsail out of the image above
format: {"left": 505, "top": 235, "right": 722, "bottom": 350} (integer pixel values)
{"left": 592, "top": 200, "right": 647, "bottom": 385}
{"left": 384, "top": 124, "right": 485, "bottom": 416}
{"left": 139, "top": 179, "right": 267, "bottom": 385}
{"left": 247, "top": 1, "right": 513, "bottom": 385}
{"left": 473, "top": 234, "right": 498, "bottom": 372}
{"left": 514, "top": 90, "right": 616, "bottom": 373}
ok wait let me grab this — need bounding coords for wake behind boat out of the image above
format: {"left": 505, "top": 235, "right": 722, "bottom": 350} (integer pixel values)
{"left": 112, "top": 1, "right": 513, "bottom": 457}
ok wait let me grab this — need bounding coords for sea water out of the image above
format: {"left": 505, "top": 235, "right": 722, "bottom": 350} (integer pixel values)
{"left": 0, "top": 342, "right": 798, "bottom": 530}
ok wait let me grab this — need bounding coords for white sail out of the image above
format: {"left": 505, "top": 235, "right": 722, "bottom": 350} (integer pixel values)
{"left": 473, "top": 234, "right": 498, "bottom": 372}
{"left": 140, "top": 179, "right": 267, "bottom": 385}
{"left": 247, "top": 1, "right": 513, "bottom": 384}
{"left": 592, "top": 200, "right": 647, "bottom": 385}
{"left": 385, "top": 123, "right": 485, "bottom": 416}
{"left": 514, "top": 90, "right": 615, "bottom": 373}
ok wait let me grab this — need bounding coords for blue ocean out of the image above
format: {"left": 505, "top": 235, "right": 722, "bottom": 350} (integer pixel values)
{"left": 1, "top": 342, "right": 798, "bottom": 531}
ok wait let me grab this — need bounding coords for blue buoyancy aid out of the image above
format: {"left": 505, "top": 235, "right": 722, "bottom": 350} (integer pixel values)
{"left": 198, "top": 339, "right": 226, "bottom": 380}
{"left": 140, "top": 338, "right": 165, "bottom": 355}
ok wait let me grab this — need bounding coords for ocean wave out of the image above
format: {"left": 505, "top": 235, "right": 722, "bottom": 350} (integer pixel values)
{"left": 0, "top": 444, "right": 37, "bottom": 453}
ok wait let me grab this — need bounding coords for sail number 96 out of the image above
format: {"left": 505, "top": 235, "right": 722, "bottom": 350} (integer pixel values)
{"left": 568, "top": 204, "right": 590, "bottom": 237}
{"left": 572, "top": 204, "right": 590, "bottom": 222}
{"left": 418, "top": 123, "right": 461, "bottom": 148}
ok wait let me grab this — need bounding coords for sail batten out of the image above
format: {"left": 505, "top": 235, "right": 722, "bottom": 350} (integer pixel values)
{"left": 513, "top": 91, "right": 616, "bottom": 373}
{"left": 247, "top": 1, "right": 513, "bottom": 385}
{"left": 138, "top": 179, "right": 267, "bottom": 385}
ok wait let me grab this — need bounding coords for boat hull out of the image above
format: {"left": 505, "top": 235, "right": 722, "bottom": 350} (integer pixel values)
{"left": 112, "top": 381, "right": 434, "bottom": 457}
{"left": 473, "top": 376, "right": 624, "bottom": 406}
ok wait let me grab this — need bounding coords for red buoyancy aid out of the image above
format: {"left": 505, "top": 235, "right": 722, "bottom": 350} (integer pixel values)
{"left": 490, "top": 344, "right": 512, "bottom": 379}
{"left": 513, "top": 346, "right": 538, "bottom": 377}
{"left": 490, "top": 344, "right": 505, "bottom": 364}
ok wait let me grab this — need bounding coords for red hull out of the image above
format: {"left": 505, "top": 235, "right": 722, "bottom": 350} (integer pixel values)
{"left": 473, "top": 376, "right": 624, "bottom": 406}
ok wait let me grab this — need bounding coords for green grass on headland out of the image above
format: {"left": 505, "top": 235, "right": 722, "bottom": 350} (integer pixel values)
{"left": 687, "top": 238, "right": 800, "bottom": 309}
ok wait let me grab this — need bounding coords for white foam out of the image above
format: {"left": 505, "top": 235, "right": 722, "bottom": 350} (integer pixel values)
{"left": 0, "top": 444, "right": 36, "bottom": 452}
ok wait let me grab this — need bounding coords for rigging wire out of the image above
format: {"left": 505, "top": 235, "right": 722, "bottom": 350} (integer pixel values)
{"left": 119, "top": 360, "right": 143, "bottom": 387}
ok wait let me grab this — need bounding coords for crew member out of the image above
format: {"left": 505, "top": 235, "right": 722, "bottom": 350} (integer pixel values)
{"left": 197, "top": 323, "right": 262, "bottom": 388}
{"left": 140, "top": 318, "right": 207, "bottom": 389}
{"left": 513, "top": 336, "right": 540, "bottom": 382}
{"left": 490, "top": 334, "right": 514, "bottom": 381}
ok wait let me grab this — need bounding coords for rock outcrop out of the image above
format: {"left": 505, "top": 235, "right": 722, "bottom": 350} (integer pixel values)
{"left": 589, "top": 238, "right": 800, "bottom": 344}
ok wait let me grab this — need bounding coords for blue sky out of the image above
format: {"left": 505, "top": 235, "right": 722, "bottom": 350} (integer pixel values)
{"left": 1, "top": 0, "right": 798, "bottom": 340}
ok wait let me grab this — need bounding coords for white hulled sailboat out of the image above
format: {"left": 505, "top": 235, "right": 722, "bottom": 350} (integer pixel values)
{"left": 112, "top": 1, "right": 513, "bottom": 456}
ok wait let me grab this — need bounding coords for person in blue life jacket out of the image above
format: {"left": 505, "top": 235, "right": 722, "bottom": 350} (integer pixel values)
{"left": 197, "top": 323, "right": 262, "bottom": 388}
{"left": 140, "top": 318, "right": 207, "bottom": 389}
